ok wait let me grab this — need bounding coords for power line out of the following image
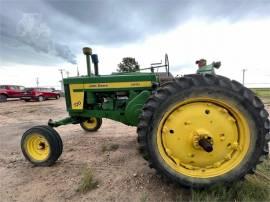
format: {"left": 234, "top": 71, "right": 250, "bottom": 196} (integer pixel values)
{"left": 246, "top": 83, "right": 270, "bottom": 84}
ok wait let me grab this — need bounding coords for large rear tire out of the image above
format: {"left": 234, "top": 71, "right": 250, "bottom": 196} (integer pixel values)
{"left": 137, "top": 74, "right": 269, "bottom": 188}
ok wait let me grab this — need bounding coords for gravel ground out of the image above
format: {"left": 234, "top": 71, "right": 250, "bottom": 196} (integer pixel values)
{"left": 0, "top": 98, "right": 269, "bottom": 201}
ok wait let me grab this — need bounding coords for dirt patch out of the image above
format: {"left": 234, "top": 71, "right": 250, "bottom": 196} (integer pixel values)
{"left": 0, "top": 98, "right": 269, "bottom": 201}
{"left": 0, "top": 99, "right": 188, "bottom": 201}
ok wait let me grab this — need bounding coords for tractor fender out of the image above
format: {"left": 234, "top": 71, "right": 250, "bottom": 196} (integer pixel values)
{"left": 125, "top": 90, "right": 151, "bottom": 125}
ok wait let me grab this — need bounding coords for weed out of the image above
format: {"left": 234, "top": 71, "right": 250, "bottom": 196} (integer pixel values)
{"left": 110, "top": 143, "right": 119, "bottom": 151}
{"left": 140, "top": 192, "right": 148, "bottom": 202}
{"left": 101, "top": 143, "right": 119, "bottom": 152}
{"left": 76, "top": 166, "right": 98, "bottom": 193}
{"left": 175, "top": 194, "right": 184, "bottom": 202}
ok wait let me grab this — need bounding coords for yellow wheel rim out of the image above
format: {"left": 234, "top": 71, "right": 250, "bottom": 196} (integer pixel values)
{"left": 82, "top": 118, "right": 98, "bottom": 129}
{"left": 157, "top": 98, "right": 250, "bottom": 178}
{"left": 24, "top": 133, "right": 50, "bottom": 161}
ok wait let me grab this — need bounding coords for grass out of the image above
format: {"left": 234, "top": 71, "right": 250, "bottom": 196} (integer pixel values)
{"left": 101, "top": 143, "right": 119, "bottom": 152}
{"left": 175, "top": 159, "right": 270, "bottom": 202}
{"left": 257, "top": 157, "right": 270, "bottom": 173}
{"left": 140, "top": 192, "right": 149, "bottom": 202}
{"left": 251, "top": 88, "right": 270, "bottom": 98}
{"left": 76, "top": 166, "right": 98, "bottom": 193}
{"left": 190, "top": 179, "right": 269, "bottom": 202}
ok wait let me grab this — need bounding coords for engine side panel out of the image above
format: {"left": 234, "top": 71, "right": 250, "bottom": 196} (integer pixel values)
{"left": 63, "top": 73, "right": 158, "bottom": 126}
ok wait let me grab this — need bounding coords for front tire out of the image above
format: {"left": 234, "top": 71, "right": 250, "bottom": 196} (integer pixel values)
{"left": 80, "top": 117, "right": 102, "bottom": 132}
{"left": 21, "top": 125, "right": 63, "bottom": 166}
{"left": 137, "top": 74, "right": 269, "bottom": 188}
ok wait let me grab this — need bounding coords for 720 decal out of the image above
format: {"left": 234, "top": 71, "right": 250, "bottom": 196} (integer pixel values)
{"left": 73, "top": 101, "right": 81, "bottom": 107}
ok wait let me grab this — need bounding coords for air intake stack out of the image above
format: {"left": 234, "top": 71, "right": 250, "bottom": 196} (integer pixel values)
{"left": 82, "top": 47, "right": 92, "bottom": 76}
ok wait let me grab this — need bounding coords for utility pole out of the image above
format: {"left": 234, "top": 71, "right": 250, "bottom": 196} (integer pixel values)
{"left": 77, "top": 66, "right": 80, "bottom": 76}
{"left": 59, "top": 68, "right": 65, "bottom": 92}
{"left": 242, "top": 69, "right": 247, "bottom": 86}
{"left": 59, "top": 69, "right": 64, "bottom": 80}
{"left": 36, "top": 77, "right": 39, "bottom": 87}
{"left": 65, "top": 70, "right": 69, "bottom": 78}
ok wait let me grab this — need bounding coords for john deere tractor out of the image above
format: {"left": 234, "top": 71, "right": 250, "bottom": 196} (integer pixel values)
{"left": 21, "top": 47, "right": 269, "bottom": 188}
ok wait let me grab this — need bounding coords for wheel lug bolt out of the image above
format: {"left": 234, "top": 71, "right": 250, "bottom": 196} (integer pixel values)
{"left": 228, "top": 117, "right": 236, "bottom": 122}
{"left": 225, "top": 154, "right": 232, "bottom": 160}
{"left": 165, "top": 149, "right": 172, "bottom": 155}
{"left": 188, "top": 153, "right": 195, "bottom": 158}
{"left": 220, "top": 133, "right": 225, "bottom": 137}
{"left": 214, "top": 162, "right": 221, "bottom": 167}
{"left": 219, "top": 108, "right": 228, "bottom": 113}
{"left": 232, "top": 142, "right": 239, "bottom": 150}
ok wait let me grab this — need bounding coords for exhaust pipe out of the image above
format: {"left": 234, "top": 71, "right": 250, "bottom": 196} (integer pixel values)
{"left": 91, "top": 54, "right": 99, "bottom": 76}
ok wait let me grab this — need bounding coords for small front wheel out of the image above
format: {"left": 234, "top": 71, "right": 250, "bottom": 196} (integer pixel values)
{"left": 80, "top": 117, "right": 102, "bottom": 132}
{"left": 21, "top": 126, "right": 63, "bottom": 166}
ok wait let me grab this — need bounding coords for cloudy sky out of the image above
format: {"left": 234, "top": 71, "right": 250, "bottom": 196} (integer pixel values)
{"left": 0, "top": 0, "right": 270, "bottom": 89}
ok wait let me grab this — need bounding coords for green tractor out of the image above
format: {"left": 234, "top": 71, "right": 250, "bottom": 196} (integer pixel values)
{"left": 21, "top": 47, "right": 269, "bottom": 188}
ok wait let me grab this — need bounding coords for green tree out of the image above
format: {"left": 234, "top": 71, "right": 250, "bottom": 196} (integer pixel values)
{"left": 117, "top": 57, "right": 140, "bottom": 72}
